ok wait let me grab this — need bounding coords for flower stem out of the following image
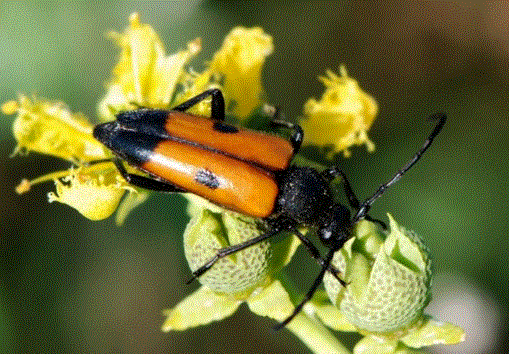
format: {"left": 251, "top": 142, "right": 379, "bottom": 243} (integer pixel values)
{"left": 277, "top": 272, "right": 352, "bottom": 354}
{"left": 286, "top": 314, "right": 351, "bottom": 354}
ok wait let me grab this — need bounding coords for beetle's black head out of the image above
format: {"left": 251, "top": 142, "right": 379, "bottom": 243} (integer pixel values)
{"left": 317, "top": 203, "right": 352, "bottom": 249}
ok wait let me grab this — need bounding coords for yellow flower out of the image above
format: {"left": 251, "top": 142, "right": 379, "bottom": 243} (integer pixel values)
{"left": 301, "top": 66, "right": 378, "bottom": 158}
{"left": 47, "top": 168, "right": 132, "bottom": 221}
{"left": 97, "top": 12, "right": 202, "bottom": 121}
{"left": 5, "top": 95, "right": 106, "bottom": 162}
{"left": 176, "top": 26, "right": 273, "bottom": 119}
{"left": 207, "top": 27, "right": 273, "bottom": 118}
{"left": 2, "top": 96, "right": 128, "bottom": 220}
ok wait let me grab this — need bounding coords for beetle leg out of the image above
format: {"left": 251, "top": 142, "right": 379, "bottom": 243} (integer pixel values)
{"left": 113, "top": 159, "right": 185, "bottom": 193}
{"left": 322, "top": 167, "right": 387, "bottom": 229}
{"left": 82, "top": 158, "right": 116, "bottom": 166}
{"left": 274, "top": 246, "right": 336, "bottom": 330}
{"left": 172, "top": 88, "right": 225, "bottom": 121}
{"left": 321, "top": 167, "right": 361, "bottom": 209}
{"left": 290, "top": 227, "right": 346, "bottom": 286}
{"left": 83, "top": 158, "right": 184, "bottom": 192}
{"left": 187, "top": 217, "right": 346, "bottom": 285}
{"left": 363, "top": 215, "right": 387, "bottom": 229}
{"left": 270, "top": 114, "right": 304, "bottom": 154}
{"left": 186, "top": 224, "right": 284, "bottom": 283}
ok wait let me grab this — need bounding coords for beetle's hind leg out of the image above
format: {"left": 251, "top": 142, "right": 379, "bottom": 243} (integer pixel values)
{"left": 186, "top": 224, "right": 284, "bottom": 283}
{"left": 113, "top": 159, "right": 185, "bottom": 193}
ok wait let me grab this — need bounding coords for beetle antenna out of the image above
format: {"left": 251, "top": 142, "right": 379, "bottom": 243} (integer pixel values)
{"left": 354, "top": 113, "right": 447, "bottom": 221}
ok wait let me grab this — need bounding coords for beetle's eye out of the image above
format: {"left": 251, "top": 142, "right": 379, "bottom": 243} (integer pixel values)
{"left": 318, "top": 227, "right": 333, "bottom": 244}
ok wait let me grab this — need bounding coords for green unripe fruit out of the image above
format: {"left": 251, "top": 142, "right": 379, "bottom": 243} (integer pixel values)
{"left": 184, "top": 209, "right": 272, "bottom": 295}
{"left": 324, "top": 215, "right": 432, "bottom": 333}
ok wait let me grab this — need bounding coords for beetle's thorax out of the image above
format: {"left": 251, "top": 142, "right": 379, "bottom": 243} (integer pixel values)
{"left": 275, "top": 166, "right": 336, "bottom": 225}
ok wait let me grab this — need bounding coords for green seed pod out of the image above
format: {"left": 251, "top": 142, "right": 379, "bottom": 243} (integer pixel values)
{"left": 184, "top": 208, "right": 272, "bottom": 295}
{"left": 323, "top": 214, "right": 432, "bottom": 333}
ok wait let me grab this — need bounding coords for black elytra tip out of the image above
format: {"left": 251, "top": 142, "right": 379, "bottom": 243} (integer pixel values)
{"left": 213, "top": 121, "right": 239, "bottom": 134}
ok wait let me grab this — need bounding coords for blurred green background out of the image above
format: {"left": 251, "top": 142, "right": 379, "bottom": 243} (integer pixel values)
{"left": 1, "top": 2, "right": 507, "bottom": 353}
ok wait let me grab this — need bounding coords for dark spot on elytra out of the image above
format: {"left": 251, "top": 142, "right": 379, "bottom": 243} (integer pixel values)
{"left": 194, "top": 169, "right": 220, "bottom": 189}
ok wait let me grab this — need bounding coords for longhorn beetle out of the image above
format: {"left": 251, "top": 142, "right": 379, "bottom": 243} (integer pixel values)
{"left": 93, "top": 89, "right": 446, "bottom": 329}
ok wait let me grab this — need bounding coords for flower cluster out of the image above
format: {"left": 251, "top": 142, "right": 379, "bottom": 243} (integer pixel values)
{"left": 3, "top": 13, "right": 463, "bottom": 354}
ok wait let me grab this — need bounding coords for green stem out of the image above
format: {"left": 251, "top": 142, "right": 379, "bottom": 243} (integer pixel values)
{"left": 280, "top": 272, "right": 351, "bottom": 354}
{"left": 286, "top": 314, "right": 351, "bottom": 354}
{"left": 252, "top": 272, "right": 352, "bottom": 354}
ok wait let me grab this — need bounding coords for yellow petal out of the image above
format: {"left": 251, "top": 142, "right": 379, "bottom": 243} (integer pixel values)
{"left": 6, "top": 95, "right": 106, "bottom": 162}
{"left": 401, "top": 315, "right": 465, "bottom": 347}
{"left": 1, "top": 100, "right": 19, "bottom": 115}
{"left": 301, "top": 66, "right": 378, "bottom": 157}
{"left": 114, "top": 190, "right": 150, "bottom": 226}
{"left": 161, "top": 286, "right": 241, "bottom": 332}
{"left": 47, "top": 169, "right": 128, "bottom": 221}
{"left": 208, "top": 26, "right": 273, "bottom": 118}
{"left": 97, "top": 12, "right": 201, "bottom": 121}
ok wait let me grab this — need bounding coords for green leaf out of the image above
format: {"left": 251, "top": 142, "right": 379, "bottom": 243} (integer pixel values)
{"left": 401, "top": 315, "right": 465, "bottom": 348}
{"left": 161, "top": 286, "right": 240, "bottom": 331}
{"left": 311, "top": 290, "right": 357, "bottom": 332}
{"left": 353, "top": 335, "right": 398, "bottom": 354}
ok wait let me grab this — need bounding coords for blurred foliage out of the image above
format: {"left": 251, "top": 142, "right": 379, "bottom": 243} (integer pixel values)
{"left": 1, "top": 1, "right": 508, "bottom": 353}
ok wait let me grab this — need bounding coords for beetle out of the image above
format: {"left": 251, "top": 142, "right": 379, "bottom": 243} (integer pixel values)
{"left": 93, "top": 88, "right": 446, "bottom": 329}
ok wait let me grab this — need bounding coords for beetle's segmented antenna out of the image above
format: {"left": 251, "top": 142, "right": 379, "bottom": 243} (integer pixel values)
{"left": 354, "top": 113, "right": 447, "bottom": 221}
